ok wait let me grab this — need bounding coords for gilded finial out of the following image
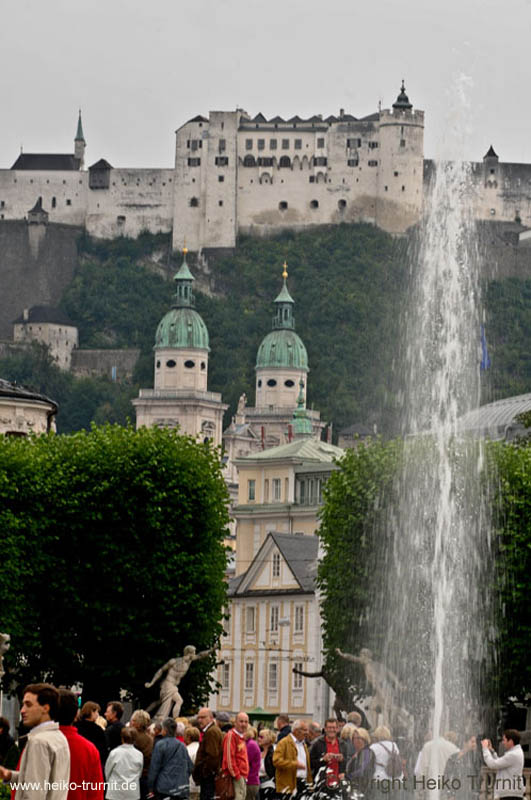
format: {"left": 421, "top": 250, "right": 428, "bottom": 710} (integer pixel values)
{"left": 183, "top": 238, "right": 188, "bottom": 256}
{"left": 282, "top": 260, "right": 288, "bottom": 279}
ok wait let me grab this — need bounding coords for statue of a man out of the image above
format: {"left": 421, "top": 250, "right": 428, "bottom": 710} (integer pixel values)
{"left": 145, "top": 645, "right": 214, "bottom": 719}
{"left": 0, "top": 633, "right": 10, "bottom": 680}
{"left": 336, "top": 647, "right": 410, "bottom": 730}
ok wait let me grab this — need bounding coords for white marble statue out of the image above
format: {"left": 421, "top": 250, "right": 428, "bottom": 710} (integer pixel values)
{"left": 145, "top": 645, "right": 214, "bottom": 719}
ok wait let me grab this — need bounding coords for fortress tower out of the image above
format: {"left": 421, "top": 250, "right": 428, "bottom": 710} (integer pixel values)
{"left": 133, "top": 247, "right": 227, "bottom": 444}
{"left": 376, "top": 81, "right": 425, "bottom": 232}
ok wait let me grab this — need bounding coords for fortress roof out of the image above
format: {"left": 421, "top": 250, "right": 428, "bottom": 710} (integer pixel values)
{"left": 89, "top": 158, "right": 113, "bottom": 170}
{"left": 13, "top": 305, "right": 76, "bottom": 326}
{"left": 11, "top": 153, "right": 81, "bottom": 170}
{"left": 188, "top": 115, "right": 208, "bottom": 123}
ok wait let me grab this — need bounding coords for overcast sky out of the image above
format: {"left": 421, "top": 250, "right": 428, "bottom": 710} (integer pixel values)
{"left": 2, "top": 0, "right": 530, "bottom": 169}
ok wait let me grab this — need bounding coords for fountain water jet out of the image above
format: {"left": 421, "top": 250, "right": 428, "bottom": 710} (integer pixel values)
{"left": 371, "top": 77, "right": 494, "bottom": 793}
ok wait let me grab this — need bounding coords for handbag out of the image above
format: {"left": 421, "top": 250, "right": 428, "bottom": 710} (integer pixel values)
{"left": 215, "top": 771, "right": 235, "bottom": 800}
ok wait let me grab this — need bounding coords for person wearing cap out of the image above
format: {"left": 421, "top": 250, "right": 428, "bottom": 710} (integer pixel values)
{"left": 216, "top": 713, "right": 233, "bottom": 734}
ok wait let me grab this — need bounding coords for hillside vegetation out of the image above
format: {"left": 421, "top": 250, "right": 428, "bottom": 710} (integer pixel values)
{"left": 0, "top": 224, "right": 529, "bottom": 435}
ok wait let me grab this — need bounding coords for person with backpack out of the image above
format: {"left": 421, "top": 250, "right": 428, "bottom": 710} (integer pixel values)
{"left": 370, "top": 725, "right": 403, "bottom": 783}
{"left": 346, "top": 727, "right": 375, "bottom": 794}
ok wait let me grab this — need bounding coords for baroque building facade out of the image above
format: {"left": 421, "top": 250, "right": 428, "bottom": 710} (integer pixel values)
{"left": 2, "top": 83, "right": 529, "bottom": 249}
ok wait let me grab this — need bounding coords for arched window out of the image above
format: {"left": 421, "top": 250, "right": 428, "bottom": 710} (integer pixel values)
{"left": 310, "top": 200, "right": 319, "bottom": 209}
{"left": 338, "top": 199, "right": 347, "bottom": 209}
{"left": 279, "top": 156, "right": 291, "bottom": 168}
{"left": 243, "top": 155, "right": 256, "bottom": 167}
{"left": 189, "top": 197, "right": 199, "bottom": 207}
{"left": 279, "top": 201, "right": 288, "bottom": 211}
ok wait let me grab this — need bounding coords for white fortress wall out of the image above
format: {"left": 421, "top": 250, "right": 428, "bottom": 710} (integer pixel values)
{"left": 0, "top": 169, "right": 87, "bottom": 225}
{"left": 86, "top": 167, "right": 174, "bottom": 239}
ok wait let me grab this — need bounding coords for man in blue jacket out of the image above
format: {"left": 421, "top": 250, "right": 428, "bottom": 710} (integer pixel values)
{"left": 148, "top": 718, "right": 193, "bottom": 800}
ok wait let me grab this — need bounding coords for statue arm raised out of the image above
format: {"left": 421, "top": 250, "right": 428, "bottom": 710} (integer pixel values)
{"left": 336, "top": 647, "right": 360, "bottom": 664}
{"left": 193, "top": 647, "right": 215, "bottom": 661}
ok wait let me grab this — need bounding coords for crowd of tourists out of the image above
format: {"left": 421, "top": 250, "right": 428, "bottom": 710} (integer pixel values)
{"left": 0, "top": 684, "right": 526, "bottom": 800}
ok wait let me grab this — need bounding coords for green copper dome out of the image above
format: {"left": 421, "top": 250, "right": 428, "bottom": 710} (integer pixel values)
{"left": 256, "top": 263, "right": 308, "bottom": 370}
{"left": 154, "top": 250, "right": 210, "bottom": 351}
{"left": 256, "top": 330, "right": 308, "bottom": 369}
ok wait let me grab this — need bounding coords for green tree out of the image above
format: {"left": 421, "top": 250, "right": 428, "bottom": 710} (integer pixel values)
{"left": 316, "top": 437, "right": 402, "bottom": 709}
{"left": 0, "top": 425, "right": 229, "bottom": 709}
{"left": 490, "top": 439, "right": 531, "bottom": 701}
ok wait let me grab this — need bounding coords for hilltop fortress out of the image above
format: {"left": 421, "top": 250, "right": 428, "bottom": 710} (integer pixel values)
{"left": 1, "top": 83, "right": 530, "bottom": 251}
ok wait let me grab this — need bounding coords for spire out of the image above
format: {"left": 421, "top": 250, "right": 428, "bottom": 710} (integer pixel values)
{"left": 75, "top": 110, "right": 85, "bottom": 142}
{"left": 273, "top": 261, "right": 295, "bottom": 330}
{"left": 173, "top": 244, "right": 195, "bottom": 308}
{"left": 392, "top": 80, "right": 413, "bottom": 111}
{"left": 292, "top": 379, "right": 313, "bottom": 437}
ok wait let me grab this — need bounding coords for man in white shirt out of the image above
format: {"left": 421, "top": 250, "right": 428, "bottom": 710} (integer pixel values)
{"left": 0, "top": 682, "right": 70, "bottom": 800}
{"left": 481, "top": 730, "right": 525, "bottom": 800}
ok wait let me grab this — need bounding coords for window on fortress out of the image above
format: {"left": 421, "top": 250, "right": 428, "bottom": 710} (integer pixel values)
{"left": 218, "top": 176, "right": 224, "bottom": 182}
{"left": 279, "top": 156, "right": 291, "bottom": 168}
{"left": 166, "top": 360, "right": 176, "bottom": 368}
{"left": 258, "top": 139, "right": 265, "bottom": 150}
{"left": 156, "top": 360, "right": 161, "bottom": 368}
{"left": 258, "top": 157, "right": 273, "bottom": 167}
{"left": 295, "top": 139, "right": 302, "bottom": 150}
{"left": 338, "top": 199, "right": 346, "bottom": 209}
{"left": 368, "top": 160, "right": 378, "bottom": 167}
{"left": 219, "top": 139, "right": 226, "bottom": 152}
{"left": 347, "top": 159, "right": 359, "bottom": 167}
{"left": 282, "top": 139, "right": 290, "bottom": 150}
{"left": 191, "top": 140, "right": 198, "bottom": 151}
{"left": 317, "top": 137, "right": 325, "bottom": 148}
{"left": 309, "top": 176, "right": 315, "bottom": 183}
{"left": 368, "top": 141, "right": 379, "bottom": 149}
{"left": 188, "top": 158, "right": 201, "bottom": 166}
{"left": 66, "top": 199, "right": 72, "bottom": 206}
{"left": 243, "top": 155, "right": 256, "bottom": 167}
{"left": 215, "top": 156, "right": 229, "bottom": 166}
{"left": 270, "top": 139, "right": 277, "bottom": 149}
{"left": 279, "top": 201, "right": 288, "bottom": 210}
{"left": 0, "top": 202, "right": 4, "bottom": 208}
{"left": 186, "top": 140, "right": 190, "bottom": 148}
{"left": 285, "top": 379, "right": 295, "bottom": 387}
{"left": 400, "top": 139, "right": 406, "bottom": 147}
{"left": 185, "top": 360, "right": 195, "bottom": 368}
{"left": 347, "top": 138, "right": 362, "bottom": 148}
{"left": 218, "top": 200, "right": 223, "bottom": 206}
{"left": 246, "top": 139, "right": 253, "bottom": 150}
{"left": 310, "top": 200, "right": 319, "bottom": 209}
{"left": 267, "top": 379, "right": 277, "bottom": 386}
{"left": 314, "top": 157, "right": 327, "bottom": 167}
{"left": 190, "top": 197, "right": 199, "bottom": 207}
{"left": 248, "top": 480, "right": 256, "bottom": 501}
{"left": 52, "top": 197, "right": 57, "bottom": 208}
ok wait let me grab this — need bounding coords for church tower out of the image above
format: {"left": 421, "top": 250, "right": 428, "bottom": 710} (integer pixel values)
{"left": 74, "top": 110, "right": 86, "bottom": 169}
{"left": 241, "top": 263, "right": 325, "bottom": 447}
{"left": 255, "top": 262, "right": 308, "bottom": 409}
{"left": 133, "top": 247, "right": 227, "bottom": 445}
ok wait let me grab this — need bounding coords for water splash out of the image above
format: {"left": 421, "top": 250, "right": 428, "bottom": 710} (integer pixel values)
{"left": 374, "top": 76, "right": 493, "bottom": 789}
